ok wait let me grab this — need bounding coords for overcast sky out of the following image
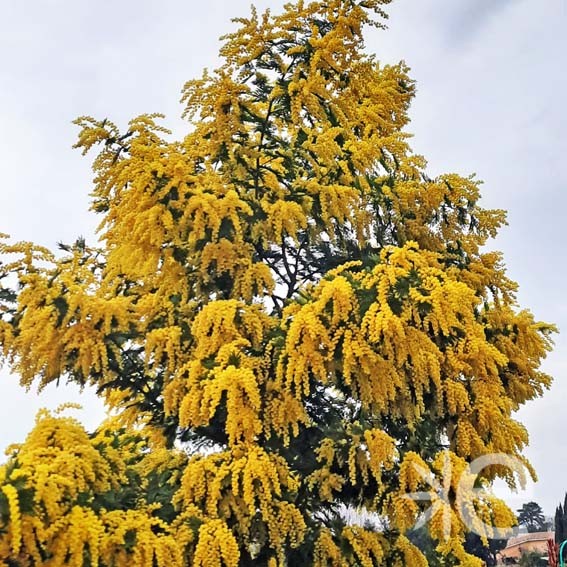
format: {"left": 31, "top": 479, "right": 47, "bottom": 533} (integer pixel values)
{"left": 1, "top": 0, "right": 566, "bottom": 516}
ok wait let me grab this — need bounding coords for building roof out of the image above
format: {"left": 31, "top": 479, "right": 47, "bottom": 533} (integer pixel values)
{"left": 504, "top": 531, "right": 554, "bottom": 549}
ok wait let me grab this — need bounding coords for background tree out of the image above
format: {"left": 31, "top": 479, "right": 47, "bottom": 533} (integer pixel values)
{"left": 517, "top": 502, "right": 547, "bottom": 533}
{"left": 0, "top": 0, "right": 554, "bottom": 565}
{"left": 554, "top": 494, "right": 567, "bottom": 545}
{"left": 519, "top": 550, "right": 546, "bottom": 567}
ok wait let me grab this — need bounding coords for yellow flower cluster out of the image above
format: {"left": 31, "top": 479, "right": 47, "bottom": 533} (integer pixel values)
{"left": 313, "top": 525, "right": 428, "bottom": 567}
{"left": 263, "top": 390, "right": 310, "bottom": 446}
{"left": 343, "top": 526, "right": 385, "bottom": 567}
{"left": 1, "top": 485, "right": 21, "bottom": 556}
{"left": 393, "top": 536, "right": 429, "bottom": 567}
{"left": 175, "top": 446, "right": 305, "bottom": 559}
{"left": 193, "top": 520, "right": 239, "bottom": 567}
{"left": 313, "top": 529, "right": 344, "bottom": 567}
{"left": 0, "top": 240, "right": 135, "bottom": 389}
{"left": 0, "top": 411, "right": 197, "bottom": 566}
{"left": 167, "top": 300, "right": 272, "bottom": 446}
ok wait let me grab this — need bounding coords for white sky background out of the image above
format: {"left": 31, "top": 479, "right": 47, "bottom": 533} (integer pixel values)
{"left": 1, "top": 0, "right": 566, "bottom": 515}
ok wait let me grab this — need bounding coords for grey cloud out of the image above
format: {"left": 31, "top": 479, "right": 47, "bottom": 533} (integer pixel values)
{"left": 446, "top": 0, "right": 519, "bottom": 44}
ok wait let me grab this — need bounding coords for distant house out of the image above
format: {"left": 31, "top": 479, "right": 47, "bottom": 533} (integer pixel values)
{"left": 497, "top": 531, "right": 554, "bottom": 564}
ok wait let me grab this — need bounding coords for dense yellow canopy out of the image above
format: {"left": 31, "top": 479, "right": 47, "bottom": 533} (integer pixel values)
{"left": 0, "top": 0, "right": 554, "bottom": 565}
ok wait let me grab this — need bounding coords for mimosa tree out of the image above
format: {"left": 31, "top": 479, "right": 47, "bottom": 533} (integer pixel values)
{"left": 0, "top": 0, "right": 554, "bottom": 565}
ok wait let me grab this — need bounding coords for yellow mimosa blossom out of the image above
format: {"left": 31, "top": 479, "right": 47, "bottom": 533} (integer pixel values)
{"left": 0, "top": 0, "right": 554, "bottom": 564}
